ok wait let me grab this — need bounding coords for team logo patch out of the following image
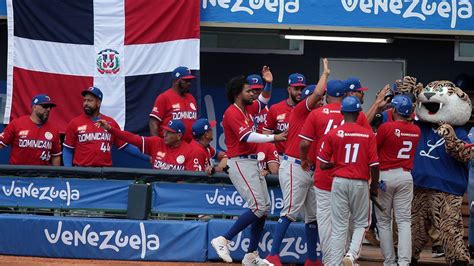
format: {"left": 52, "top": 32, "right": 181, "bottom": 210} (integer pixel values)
{"left": 190, "top": 103, "right": 196, "bottom": 111}
{"left": 276, "top": 114, "right": 286, "bottom": 120}
{"left": 176, "top": 155, "right": 185, "bottom": 164}
{"left": 336, "top": 130, "right": 344, "bottom": 138}
{"left": 172, "top": 103, "right": 180, "bottom": 109}
{"left": 157, "top": 152, "right": 166, "bottom": 158}
{"left": 97, "top": 49, "right": 120, "bottom": 74}
{"left": 44, "top": 132, "right": 53, "bottom": 140}
{"left": 322, "top": 108, "right": 330, "bottom": 114}
{"left": 77, "top": 125, "right": 87, "bottom": 133}
{"left": 19, "top": 130, "right": 29, "bottom": 137}
{"left": 394, "top": 129, "right": 401, "bottom": 137}
{"left": 257, "top": 152, "right": 266, "bottom": 161}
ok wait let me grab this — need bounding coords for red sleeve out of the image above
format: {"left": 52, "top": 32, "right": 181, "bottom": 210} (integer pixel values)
{"left": 227, "top": 111, "right": 253, "bottom": 141}
{"left": 109, "top": 127, "right": 144, "bottom": 151}
{"left": 299, "top": 112, "right": 316, "bottom": 142}
{"left": 376, "top": 124, "right": 388, "bottom": 151}
{"left": 51, "top": 129, "right": 62, "bottom": 156}
{"left": 368, "top": 133, "right": 379, "bottom": 166}
{"left": 149, "top": 94, "right": 166, "bottom": 121}
{"left": 264, "top": 143, "right": 280, "bottom": 164}
{"left": 0, "top": 121, "right": 16, "bottom": 146}
{"left": 357, "top": 112, "right": 372, "bottom": 131}
{"left": 63, "top": 121, "right": 77, "bottom": 149}
{"left": 245, "top": 100, "right": 262, "bottom": 116}
{"left": 264, "top": 106, "right": 276, "bottom": 131}
{"left": 294, "top": 98, "right": 312, "bottom": 117}
{"left": 110, "top": 119, "right": 128, "bottom": 149}
{"left": 317, "top": 134, "right": 333, "bottom": 163}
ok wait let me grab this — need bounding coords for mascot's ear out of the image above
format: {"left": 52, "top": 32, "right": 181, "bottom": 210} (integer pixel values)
{"left": 455, "top": 87, "right": 470, "bottom": 102}
{"left": 414, "top": 82, "right": 424, "bottom": 96}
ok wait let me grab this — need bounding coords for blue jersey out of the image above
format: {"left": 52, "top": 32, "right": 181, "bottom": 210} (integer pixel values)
{"left": 412, "top": 122, "right": 470, "bottom": 196}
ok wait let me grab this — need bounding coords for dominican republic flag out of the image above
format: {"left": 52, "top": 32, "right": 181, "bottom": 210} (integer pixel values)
{"left": 5, "top": 0, "right": 200, "bottom": 133}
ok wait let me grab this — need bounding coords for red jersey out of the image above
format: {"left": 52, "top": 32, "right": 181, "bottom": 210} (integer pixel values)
{"left": 253, "top": 106, "right": 268, "bottom": 133}
{"left": 377, "top": 120, "right": 420, "bottom": 171}
{"left": 149, "top": 88, "right": 197, "bottom": 142}
{"left": 318, "top": 123, "right": 378, "bottom": 181}
{"left": 264, "top": 100, "right": 293, "bottom": 154}
{"left": 64, "top": 114, "right": 127, "bottom": 167}
{"left": 223, "top": 101, "right": 263, "bottom": 158}
{"left": 299, "top": 102, "right": 373, "bottom": 190}
{"left": 0, "top": 116, "right": 61, "bottom": 165}
{"left": 108, "top": 127, "right": 197, "bottom": 170}
{"left": 188, "top": 139, "right": 216, "bottom": 171}
{"left": 256, "top": 143, "right": 280, "bottom": 171}
{"left": 284, "top": 98, "right": 313, "bottom": 158}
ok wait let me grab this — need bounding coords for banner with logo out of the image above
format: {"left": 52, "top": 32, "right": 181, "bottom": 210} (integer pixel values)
{"left": 0, "top": 176, "right": 132, "bottom": 210}
{"left": 152, "top": 182, "right": 283, "bottom": 217}
{"left": 207, "top": 219, "right": 322, "bottom": 264}
{"left": 0, "top": 214, "right": 207, "bottom": 261}
{"left": 6, "top": 0, "right": 200, "bottom": 134}
{"left": 201, "top": 0, "right": 474, "bottom": 34}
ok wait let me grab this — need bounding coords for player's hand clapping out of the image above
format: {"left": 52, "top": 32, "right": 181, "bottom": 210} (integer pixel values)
{"left": 95, "top": 119, "right": 112, "bottom": 131}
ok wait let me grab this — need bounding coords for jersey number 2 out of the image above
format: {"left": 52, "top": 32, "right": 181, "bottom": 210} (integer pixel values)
{"left": 397, "top": 141, "right": 413, "bottom": 159}
{"left": 344, "top": 143, "right": 360, "bottom": 163}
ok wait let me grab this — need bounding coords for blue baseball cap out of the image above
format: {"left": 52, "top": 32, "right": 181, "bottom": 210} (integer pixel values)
{"left": 391, "top": 94, "right": 413, "bottom": 116}
{"left": 344, "top": 77, "right": 368, "bottom": 92}
{"left": 288, "top": 73, "right": 306, "bottom": 87}
{"left": 341, "top": 96, "right": 362, "bottom": 113}
{"left": 31, "top": 94, "right": 56, "bottom": 107}
{"left": 326, "top": 80, "right": 347, "bottom": 97}
{"left": 246, "top": 74, "right": 264, "bottom": 89}
{"left": 81, "top": 86, "right": 103, "bottom": 101}
{"left": 172, "top": 66, "right": 195, "bottom": 80}
{"left": 162, "top": 119, "right": 185, "bottom": 134}
{"left": 192, "top": 118, "right": 217, "bottom": 137}
{"left": 301, "top": 84, "right": 316, "bottom": 100}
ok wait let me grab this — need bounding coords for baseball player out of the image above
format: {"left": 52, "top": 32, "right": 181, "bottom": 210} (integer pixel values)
{"left": 0, "top": 94, "right": 61, "bottom": 166}
{"left": 263, "top": 69, "right": 309, "bottom": 155}
{"left": 266, "top": 59, "right": 330, "bottom": 266}
{"left": 97, "top": 119, "right": 198, "bottom": 170}
{"left": 247, "top": 66, "right": 273, "bottom": 133}
{"left": 375, "top": 95, "right": 420, "bottom": 266}
{"left": 317, "top": 96, "right": 380, "bottom": 266}
{"left": 149, "top": 66, "right": 197, "bottom": 142}
{"left": 210, "top": 75, "right": 286, "bottom": 264}
{"left": 190, "top": 118, "right": 228, "bottom": 175}
{"left": 63, "top": 87, "right": 147, "bottom": 167}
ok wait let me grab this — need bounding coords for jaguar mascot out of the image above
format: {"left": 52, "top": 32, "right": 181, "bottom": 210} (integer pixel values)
{"left": 411, "top": 80, "right": 472, "bottom": 265}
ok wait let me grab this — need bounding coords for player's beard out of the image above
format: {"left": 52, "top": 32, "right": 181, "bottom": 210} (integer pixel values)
{"left": 36, "top": 112, "right": 49, "bottom": 123}
{"left": 242, "top": 98, "right": 253, "bottom": 106}
{"left": 84, "top": 106, "right": 97, "bottom": 116}
{"left": 290, "top": 93, "right": 301, "bottom": 104}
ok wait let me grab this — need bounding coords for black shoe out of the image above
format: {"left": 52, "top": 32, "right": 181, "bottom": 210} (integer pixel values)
{"left": 432, "top": 245, "right": 445, "bottom": 258}
{"left": 452, "top": 260, "right": 468, "bottom": 266}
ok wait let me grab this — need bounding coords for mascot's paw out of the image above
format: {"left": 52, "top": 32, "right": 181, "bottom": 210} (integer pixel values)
{"left": 436, "top": 122, "right": 455, "bottom": 139}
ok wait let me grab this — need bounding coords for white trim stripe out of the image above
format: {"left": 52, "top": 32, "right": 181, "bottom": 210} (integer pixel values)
{"left": 125, "top": 39, "right": 200, "bottom": 76}
{"left": 12, "top": 37, "right": 95, "bottom": 76}
{"left": 141, "top": 136, "right": 145, "bottom": 153}
{"left": 239, "top": 131, "right": 252, "bottom": 141}
{"left": 317, "top": 156, "right": 329, "bottom": 163}
{"left": 369, "top": 162, "right": 380, "bottom": 166}
{"left": 117, "top": 143, "right": 128, "bottom": 150}
{"left": 298, "top": 134, "right": 314, "bottom": 142}
{"left": 51, "top": 152, "right": 63, "bottom": 156}
{"left": 63, "top": 143, "right": 75, "bottom": 149}
{"left": 149, "top": 114, "right": 162, "bottom": 121}
{"left": 0, "top": 141, "right": 7, "bottom": 147}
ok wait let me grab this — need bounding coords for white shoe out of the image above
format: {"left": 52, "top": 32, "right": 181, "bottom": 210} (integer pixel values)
{"left": 342, "top": 254, "right": 355, "bottom": 266}
{"left": 242, "top": 251, "right": 274, "bottom": 265}
{"left": 211, "top": 236, "right": 233, "bottom": 263}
